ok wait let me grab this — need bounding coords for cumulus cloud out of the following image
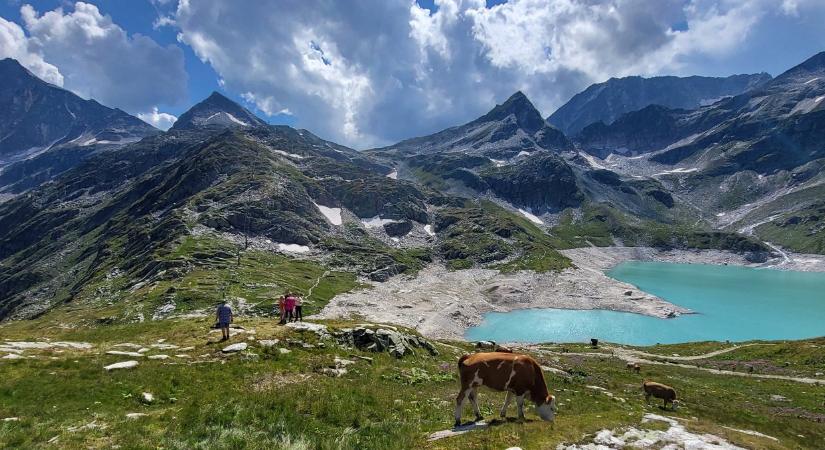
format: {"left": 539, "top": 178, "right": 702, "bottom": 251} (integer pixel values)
{"left": 0, "top": 16, "right": 62, "bottom": 85}
{"left": 13, "top": 2, "right": 187, "bottom": 114}
{"left": 138, "top": 107, "right": 177, "bottom": 130}
{"left": 173, "top": 0, "right": 825, "bottom": 148}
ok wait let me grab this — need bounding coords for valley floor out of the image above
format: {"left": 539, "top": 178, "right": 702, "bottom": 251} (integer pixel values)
{"left": 317, "top": 246, "right": 825, "bottom": 341}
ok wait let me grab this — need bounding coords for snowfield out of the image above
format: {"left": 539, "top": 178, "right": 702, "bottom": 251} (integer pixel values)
{"left": 313, "top": 203, "right": 342, "bottom": 225}
{"left": 518, "top": 208, "right": 544, "bottom": 225}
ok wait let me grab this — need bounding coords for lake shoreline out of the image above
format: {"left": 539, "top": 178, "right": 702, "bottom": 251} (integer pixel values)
{"left": 315, "top": 246, "right": 825, "bottom": 341}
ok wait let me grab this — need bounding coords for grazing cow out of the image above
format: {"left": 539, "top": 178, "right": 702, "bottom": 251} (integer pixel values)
{"left": 643, "top": 381, "right": 678, "bottom": 409}
{"left": 633, "top": 363, "right": 641, "bottom": 373}
{"left": 455, "top": 352, "right": 557, "bottom": 427}
{"left": 626, "top": 362, "right": 635, "bottom": 371}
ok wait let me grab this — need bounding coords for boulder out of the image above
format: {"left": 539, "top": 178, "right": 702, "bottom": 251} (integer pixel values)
{"left": 383, "top": 221, "right": 413, "bottom": 237}
{"left": 141, "top": 392, "right": 155, "bottom": 404}
{"left": 334, "top": 326, "right": 438, "bottom": 358}
{"left": 106, "top": 351, "right": 144, "bottom": 357}
{"left": 104, "top": 360, "right": 139, "bottom": 371}
{"left": 221, "top": 343, "right": 248, "bottom": 353}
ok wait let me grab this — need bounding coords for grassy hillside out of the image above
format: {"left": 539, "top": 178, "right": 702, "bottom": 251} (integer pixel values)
{"left": 1, "top": 315, "right": 823, "bottom": 449}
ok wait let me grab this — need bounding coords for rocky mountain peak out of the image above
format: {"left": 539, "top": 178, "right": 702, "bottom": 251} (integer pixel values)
{"left": 0, "top": 58, "right": 157, "bottom": 160}
{"left": 0, "top": 58, "right": 34, "bottom": 79}
{"left": 477, "top": 91, "right": 546, "bottom": 133}
{"left": 171, "top": 91, "right": 268, "bottom": 131}
{"left": 770, "top": 51, "right": 825, "bottom": 87}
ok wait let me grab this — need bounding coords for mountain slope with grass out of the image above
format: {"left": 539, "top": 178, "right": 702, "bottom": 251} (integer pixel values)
{"left": 0, "top": 315, "right": 823, "bottom": 449}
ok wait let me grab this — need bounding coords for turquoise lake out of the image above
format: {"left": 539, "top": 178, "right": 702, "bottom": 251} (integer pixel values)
{"left": 465, "top": 261, "right": 825, "bottom": 345}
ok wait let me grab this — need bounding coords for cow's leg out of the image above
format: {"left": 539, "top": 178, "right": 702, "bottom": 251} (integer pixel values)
{"left": 645, "top": 393, "right": 651, "bottom": 404}
{"left": 469, "top": 387, "right": 483, "bottom": 422}
{"left": 500, "top": 391, "right": 513, "bottom": 418}
{"left": 454, "top": 388, "right": 470, "bottom": 427}
{"left": 516, "top": 394, "right": 526, "bottom": 421}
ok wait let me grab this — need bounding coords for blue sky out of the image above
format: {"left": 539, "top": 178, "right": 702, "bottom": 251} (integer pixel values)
{"left": 2, "top": 0, "right": 825, "bottom": 147}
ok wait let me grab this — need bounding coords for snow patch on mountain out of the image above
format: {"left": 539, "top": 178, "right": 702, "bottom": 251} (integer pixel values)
{"left": 518, "top": 208, "right": 543, "bottom": 225}
{"left": 314, "top": 203, "right": 342, "bottom": 225}
{"left": 272, "top": 149, "right": 304, "bottom": 159}
{"left": 362, "top": 216, "right": 398, "bottom": 228}
{"left": 653, "top": 167, "right": 698, "bottom": 176}
{"left": 277, "top": 243, "right": 310, "bottom": 253}
{"left": 581, "top": 153, "right": 609, "bottom": 170}
{"left": 386, "top": 169, "right": 398, "bottom": 179}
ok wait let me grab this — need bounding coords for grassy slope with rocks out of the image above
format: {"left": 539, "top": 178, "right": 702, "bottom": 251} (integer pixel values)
{"left": 550, "top": 203, "right": 771, "bottom": 255}
{"left": 1, "top": 315, "right": 823, "bottom": 449}
{"left": 434, "top": 200, "right": 571, "bottom": 272}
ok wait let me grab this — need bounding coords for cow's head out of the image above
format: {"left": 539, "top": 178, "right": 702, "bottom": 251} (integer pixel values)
{"left": 536, "top": 394, "right": 557, "bottom": 421}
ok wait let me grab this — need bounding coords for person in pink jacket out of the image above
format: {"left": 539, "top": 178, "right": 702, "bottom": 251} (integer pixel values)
{"left": 284, "top": 293, "right": 297, "bottom": 322}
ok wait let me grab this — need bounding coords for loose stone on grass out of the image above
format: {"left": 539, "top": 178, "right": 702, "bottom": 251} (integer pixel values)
{"left": 104, "top": 360, "right": 139, "bottom": 371}
{"left": 106, "top": 351, "right": 144, "bottom": 357}
{"left": 221, "top": 343, "right": 248, "bottom": 353}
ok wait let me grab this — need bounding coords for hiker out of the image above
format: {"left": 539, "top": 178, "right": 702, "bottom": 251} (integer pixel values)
{"left": 285, "top": 292, "right": 297, "bottom": 322}
{"left": 278, "top": 294, "right": 287, "bottom": 325}
{"left": 294, "top": 294, "right": 303, "bottom": 322}
{"left": 216, "top": 300, "right": 233, "bottom": 341}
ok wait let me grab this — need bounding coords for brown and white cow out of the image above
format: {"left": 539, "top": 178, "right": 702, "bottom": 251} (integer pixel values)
{"left": 455, "top": 352, "right": 557, "bottom": 427}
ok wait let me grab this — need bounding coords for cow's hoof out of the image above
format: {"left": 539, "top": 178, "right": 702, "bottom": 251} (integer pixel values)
{"left": 454, "top": 420, "right": 461, "bottom": 428}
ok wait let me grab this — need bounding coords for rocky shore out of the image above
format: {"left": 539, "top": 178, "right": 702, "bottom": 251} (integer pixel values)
{"left": 315, "top": 246, "right": 825, "bottom": 341}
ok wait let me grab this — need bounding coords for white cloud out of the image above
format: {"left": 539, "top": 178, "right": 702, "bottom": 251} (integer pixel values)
{"left": 138, "top": 107, "right": 177, "bottom": 130}
{"left": 0, "top": 16, "right": 62, "bottom": 85}
{"left": 153, "top": 15, "right": 176, "bottom": 29}
{"left": 172, "top": 0, "right": 825, "bottom": 148}
{"left": 16, "top": 2, "right": 187, "bottom": 114}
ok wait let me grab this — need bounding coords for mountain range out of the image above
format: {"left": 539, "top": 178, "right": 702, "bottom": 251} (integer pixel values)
{"left": 547, "top": 72, "right": 772, "bottom": 135}
{"left": 2, "top": 51, "right": 825, "bottom": 320}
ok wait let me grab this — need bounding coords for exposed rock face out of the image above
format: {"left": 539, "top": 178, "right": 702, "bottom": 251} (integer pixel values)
{"left": 170, "top": 91, "right": 268, "bottom": 130}
{"left": 0, "top": 58, "right": 158, "bottom": 189}
{"left": 383, "top": 221, "right": 413, "bottom": 237}
{"left": 480, "top": 154, "right": 582, "bottom": 212}
{"left": 334, "top": 326, "right": 439, "bottom": 358}
{"left": 575, "top": 105, "right": 689, "bottom": 158}
{"left": 548, "top": 73, "right": 771, "bottom": 135}
{"left": 370, "top": 91, "right": 572, "bottom": 159}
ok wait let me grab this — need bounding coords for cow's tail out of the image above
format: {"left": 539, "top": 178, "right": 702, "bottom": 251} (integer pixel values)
{"left": 458, "top": 353, "right": 470, "bottom": 368}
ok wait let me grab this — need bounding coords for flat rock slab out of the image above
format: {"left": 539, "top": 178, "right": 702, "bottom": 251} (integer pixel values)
{"left": 112, "top": 343, "right": 143, "bottom": 349}
{"left": 104, "top": 360, "right": 139, "bottom": 371}
{"left": 258, "top": 339, "right": 280, "bottom": 347}
{"left": 147, "top": 355, "right": 170, "bottom": 360}
{"left": 106, "top": 351, "right": 144, "bottom": 357}
{"left": 221, "top": 343, "right": 248, "bottom": 353}
{"left": 151, "top": 344, "right": 179, "bottom": 350}
{"left": 286, "top": 322, "right": 329, "bottom": 335}
{"left": 2, "top": 354, "right": 24, "bottom": 360}
{"left": 2, "top": 341, "right": 92, "bottom": 350}
{"left": 428, "top": 421, "right": 490, "bottom": 441}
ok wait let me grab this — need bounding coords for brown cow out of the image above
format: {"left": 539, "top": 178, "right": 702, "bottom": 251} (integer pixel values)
{"left": 455, "top": 352, "right": 557, "bottom": 427}
{"left": 643, "top": 381, "right": 678, "bottom": 409}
